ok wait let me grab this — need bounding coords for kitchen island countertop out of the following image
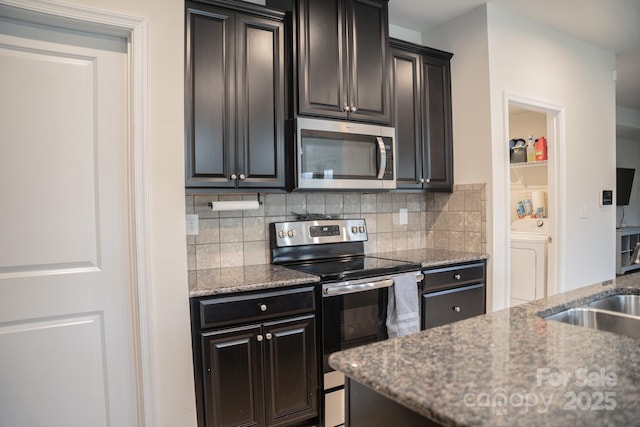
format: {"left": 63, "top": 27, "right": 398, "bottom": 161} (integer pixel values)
{"left": 329, "top": 275, "right": 640, "bottom": 426}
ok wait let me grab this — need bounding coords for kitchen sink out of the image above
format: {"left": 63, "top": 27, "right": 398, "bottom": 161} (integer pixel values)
{"left": 545, "top": 307, "right": 640, "bottom": 340}
{"left": 585, "top": 294, "right": 640, "bottom": 316}
{"left": 543, "top": 293, "right": 640, "bottom": 340}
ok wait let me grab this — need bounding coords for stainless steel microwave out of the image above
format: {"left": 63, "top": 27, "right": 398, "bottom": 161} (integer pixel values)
{"left": 294, "top": 117, "right": 396, "bottom": 190}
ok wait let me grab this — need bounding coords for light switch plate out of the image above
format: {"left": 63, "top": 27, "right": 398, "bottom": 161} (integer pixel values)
{"left": 186, "top": 214, "right": 199, "bottom": 235}
{"left": 579, "top": 204, "right": 588, "bottom": 219}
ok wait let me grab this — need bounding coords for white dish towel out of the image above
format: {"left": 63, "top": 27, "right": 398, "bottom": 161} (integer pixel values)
{"left": 386, "top": 273, "right": 420, "bottom": 338}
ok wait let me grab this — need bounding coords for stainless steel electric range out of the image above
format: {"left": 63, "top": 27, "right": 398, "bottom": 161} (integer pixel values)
{"left": 270, "top": 218, "right": 423, "bottom": 427}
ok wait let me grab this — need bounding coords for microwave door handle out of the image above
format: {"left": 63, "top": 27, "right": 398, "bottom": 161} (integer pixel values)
{"left": 376, "top": 137, "right": 386, "bottom": 180}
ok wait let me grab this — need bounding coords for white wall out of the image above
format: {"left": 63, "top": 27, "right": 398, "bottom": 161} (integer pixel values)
{"left": 616, "top": 106, "right": 640, "bottom": 226}
{"left": 389, "top": 24, "right": 422, "bottom": 44}
{"left": 424, "top": 3, "right": 617, "bottom": 310}
{"left": 421, "top": 6, "right": 494, "bottom": 310}
{"left": 616, "top": 138, "right": 640, "bottom": 226}
{"left": 55, "top": 0, "right": 196, "bottom": 425}
{"left": 486, "top": 4, "right": 616, "bottom": 294}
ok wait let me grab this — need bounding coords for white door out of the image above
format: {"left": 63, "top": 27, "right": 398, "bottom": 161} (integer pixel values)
{"left": 0, "top": 14, "right": 139, "bottom": 427}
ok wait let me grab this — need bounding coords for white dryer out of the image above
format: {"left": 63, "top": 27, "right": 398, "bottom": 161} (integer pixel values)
{"left": 510, "top": 218, "right": 550, "bottom": 307}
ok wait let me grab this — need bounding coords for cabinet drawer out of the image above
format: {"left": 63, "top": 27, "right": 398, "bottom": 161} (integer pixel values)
{"left": 198, "top": 286, "right": 315, "bottom": 329}
{"left": 422, "top": 262, "right": 485, "bottom": 291}
{"left": 421, "top": 283, "right": 485, "bottom": 330}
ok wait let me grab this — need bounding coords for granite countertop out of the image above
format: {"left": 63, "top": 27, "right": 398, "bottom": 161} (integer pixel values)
{"left": 189, "top": 249, "right": 489, "bottom": 297}
{"left": 374, "top": 248, "right": 489, "bottom": 269}
{"left": 189, "top": 264, "right": 320, "bottom": 297}
{"left": 329, "top": 275, "right": 640, "bottom": 427}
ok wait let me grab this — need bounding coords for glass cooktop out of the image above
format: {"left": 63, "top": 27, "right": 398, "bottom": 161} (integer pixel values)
{"left": 284, "top": 255, "right": 421, "bottom": 282}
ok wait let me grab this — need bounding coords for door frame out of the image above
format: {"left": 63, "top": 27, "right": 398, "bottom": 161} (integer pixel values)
{"left": 501, "top": 92, "right": 566, "bottom": 308}
{"left": 0, "top": 0, "right": 153, "bottom": 424}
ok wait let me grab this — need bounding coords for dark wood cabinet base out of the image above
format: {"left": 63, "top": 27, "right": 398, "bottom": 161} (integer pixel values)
{"left": 346, "top": 379, "right": 442, "bottom": 427}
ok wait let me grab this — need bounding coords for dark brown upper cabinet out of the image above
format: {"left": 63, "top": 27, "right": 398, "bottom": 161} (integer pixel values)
{"left": 391, "top": 38, "right": 454, "bottom": 192}
{"left": 272, "top": 0, "right": 391, "bottom": 124}
{"left": 185, "top": 0, "right": 288, "bottom": 191}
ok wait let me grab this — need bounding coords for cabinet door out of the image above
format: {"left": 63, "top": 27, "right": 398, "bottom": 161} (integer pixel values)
{"left": 185, "top": 3, "right": 236, "bottom": 188}
{"left": 346, "top": 0, "right": 391, "bottom": 124}
{"left": 421, "top": 54, "right": 453, "bottom": 191}
{"left": 201, "top": 325, "right": 264, "bottom": 427}
{"left": 236, "top": 13, "right": 287, "bottom": 188}
{"left": 391, "top": 46, "right": 423, "bottom": 189}
{"left": 297, "top": 0, "right": 348, "bottom": 119}
{"left": 263, "top": 315, "right": 318, "bottom": 427}
{"left": 421, "top": 284, "right": 485, "bottom": 330}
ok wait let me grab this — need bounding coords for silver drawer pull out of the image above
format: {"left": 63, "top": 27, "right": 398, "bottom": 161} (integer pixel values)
{"left": 259, "top": 303, "right": 267, "bottom": 312}
{"left": 256, "top": 334, "right": 264, "bottom": 342}
{"left": 454, "top": 274, "right": 461, "bottom": 280}
{"left": 265, "top": 333, "right": 272, "bottom": 340}
{"left": 453, "top": 306, "right": 461, "bottom": 312}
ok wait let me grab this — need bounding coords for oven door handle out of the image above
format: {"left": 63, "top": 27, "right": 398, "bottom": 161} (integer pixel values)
{"left": 323, "top": 278, "right": 394, "bottom": 297}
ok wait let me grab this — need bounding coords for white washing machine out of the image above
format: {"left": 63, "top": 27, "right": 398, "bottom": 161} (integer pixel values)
{"left": 510, "top": 218, "right": 550, "bottom": 307}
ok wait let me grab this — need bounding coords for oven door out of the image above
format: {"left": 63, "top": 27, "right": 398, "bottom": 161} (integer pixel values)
{"left": 321, "top": 279, "right": 391, "bottom": 372}
{"left": 321, "top": 278, "right": 391, "bottom": 427}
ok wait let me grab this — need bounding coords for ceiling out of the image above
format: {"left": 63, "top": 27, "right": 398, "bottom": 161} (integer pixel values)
{"left": 388, "top": 0, "right": 640, "bottom": 140}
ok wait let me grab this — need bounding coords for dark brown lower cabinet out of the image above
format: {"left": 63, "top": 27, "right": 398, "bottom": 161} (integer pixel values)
{"left": 346, "top": 379, "right": 442, "bottom": 427}
{"left": 421, "top": 261, "right": 486, "bottom": 330}
{"left": 202, "top": 324, "right": 264, "bottom": 427}
{"left": 192, "top": 286, "right": 319, "bottom": 427}
{"left": 201, "top": 315, "right": 317, "bottom": 427}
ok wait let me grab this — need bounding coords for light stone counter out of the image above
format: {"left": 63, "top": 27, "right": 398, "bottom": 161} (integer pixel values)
{"left": 189, "top": 249, "right": 489, "bottom": 297}
{"left": 373, "top": 248, "right": 489, "bottom": 269}
{"left": 329, "top": 275, "right": 640, "bottom": 426}
{"left": 189, "top": 264, "right": 319, "bottom": 297}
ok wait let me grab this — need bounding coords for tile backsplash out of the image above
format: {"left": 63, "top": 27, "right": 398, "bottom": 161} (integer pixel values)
{"left": 186, "top": 183, "right": 487, "bottom": 273}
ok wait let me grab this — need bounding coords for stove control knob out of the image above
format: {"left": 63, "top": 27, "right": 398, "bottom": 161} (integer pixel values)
{"left": 287, "top": 229, "right": 296, "bottom": 238}
{"left": 277, "top": 230, "right": 286, "bottom": 239}
{"left": 351, "top": 226, "right": 358, "bottom": 234}
{"left": 359, "top": 226, "right": 366, "bottom": 233}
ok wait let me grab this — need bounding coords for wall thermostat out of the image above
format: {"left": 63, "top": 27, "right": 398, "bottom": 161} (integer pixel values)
{"left": 601, "top": 189, "right": 613, "bottom": 206}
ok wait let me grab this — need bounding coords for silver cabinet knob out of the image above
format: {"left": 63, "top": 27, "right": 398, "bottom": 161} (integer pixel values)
{"left": 256, "top": 334, "right": 264, "bottom": 342}
{"left": 344, "top": 104, "right": 351, "bottom": 112}
{"left": 425, "top": 178, "right": 431, "bottom": 183}
{"left": 230, "top": 174, "right": 237, "bottom": 180}
{"left": 453, "top": 306, "right": 461, "bottom": 312}
{"left": 419, "top": 178, "right": 425, "bottom": 183}
{"left": 454, "top": 274, "right": 461, "bottom": 280}
{"left": 351, "top": 106, "right": 357, "bottom": 112}
{"left": 259, "top": 303, "right": 267, "bottom": 312}
{"left": 239, "top": 173, "right": 246, "bottom": 180}
{"left": 265, "top": 333, "right": 272, "bottom": 340}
